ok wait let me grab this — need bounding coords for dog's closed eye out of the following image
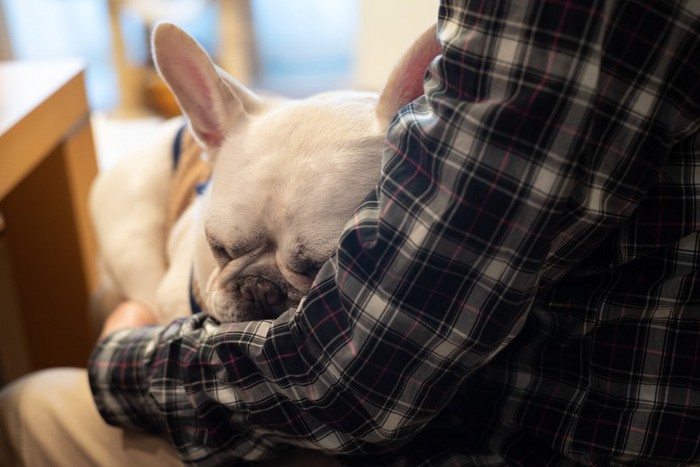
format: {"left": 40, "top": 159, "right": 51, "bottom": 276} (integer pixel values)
{"left": 290, "top": 259, "right": 324, "bottom": 279}
{"left": 206, "top": 231, "right": 260, "bottom": 265}
{"left": 210, "top": 243, "right": 231, "bottom": 263}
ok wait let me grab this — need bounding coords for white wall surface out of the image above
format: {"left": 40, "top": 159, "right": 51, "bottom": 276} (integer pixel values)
{"left": 355, "top": 0, "right": 440, "bottom": 91}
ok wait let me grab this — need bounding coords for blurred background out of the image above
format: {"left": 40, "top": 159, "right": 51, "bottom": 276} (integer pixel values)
{"left": 0, "top": 0, "right": 438, "bottom": 170}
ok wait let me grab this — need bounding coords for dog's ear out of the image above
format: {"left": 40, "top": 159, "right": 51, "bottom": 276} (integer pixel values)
{"left": 376, "top": 25, "right": 441, "bottom": 128}
{"left": 152, "top": 23, "right": 258, "bottom": 154}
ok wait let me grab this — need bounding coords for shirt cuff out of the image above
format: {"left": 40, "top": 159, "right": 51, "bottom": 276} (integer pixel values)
{"left": 88, "top": 326, "right": 165, "bottom": 433}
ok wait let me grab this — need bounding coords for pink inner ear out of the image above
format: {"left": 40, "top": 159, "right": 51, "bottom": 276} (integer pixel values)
{"left": 402, "top": 66, "right": 432, "bottom": 104}
{"left": 175, "top": 62, "right": 226, "bottom": 148}
{"left": 399, "top": 27, "right": 443, "bottom": 103}
{"left": 198, "top": 128, "right": 224, "bottom": 148}
{"left": 187, "top": 65, "right": 212, "bottom": 97}
{"left": 378, "top": 25, "right": 442, "bottom": 123}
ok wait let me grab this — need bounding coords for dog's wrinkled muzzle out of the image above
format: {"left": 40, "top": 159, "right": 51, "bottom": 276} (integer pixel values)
{"left": 205, "top": 273, "right": 294, "bottom": 321}
{"left": 238, "top": 276, "right": 284, "bottom": 318}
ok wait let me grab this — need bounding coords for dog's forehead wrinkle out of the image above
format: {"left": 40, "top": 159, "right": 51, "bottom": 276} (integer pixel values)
{"left": 228, "top": 235, "right": 267, "bottom": 258}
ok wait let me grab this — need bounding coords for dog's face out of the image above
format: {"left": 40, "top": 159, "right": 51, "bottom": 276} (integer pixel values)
{"left": 198, "top": 93, "right": 385, "bottom": 321}
{"left": 153, "top": 23, "right": 440, "bottom": 322}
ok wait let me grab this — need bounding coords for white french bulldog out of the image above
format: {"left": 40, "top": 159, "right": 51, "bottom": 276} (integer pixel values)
{"left": 90, "top": 23, "right": 440, "bottom": 324}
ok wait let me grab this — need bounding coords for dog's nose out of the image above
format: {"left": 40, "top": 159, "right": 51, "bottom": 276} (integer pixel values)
{"left": 240, "top": 276, "right": 282, "bottom": 308}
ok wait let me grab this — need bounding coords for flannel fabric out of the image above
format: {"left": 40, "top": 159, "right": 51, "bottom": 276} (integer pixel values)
{"left": 89, "top": 1, "right": 700, "bottom": 465}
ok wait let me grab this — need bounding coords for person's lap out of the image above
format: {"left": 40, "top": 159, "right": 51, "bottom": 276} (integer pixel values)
{"left": 0, "top": 368, "right": 339, "bottom": 466}
{"left": 0, "top": 368, "right": 182, "bottom": 467}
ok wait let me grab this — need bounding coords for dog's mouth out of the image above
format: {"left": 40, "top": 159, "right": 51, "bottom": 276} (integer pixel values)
{"left": 203, "top": 271, "right": 307, "bottom": 322}
{"left": 228, "top": 275, "right": 301, "bottom": 320}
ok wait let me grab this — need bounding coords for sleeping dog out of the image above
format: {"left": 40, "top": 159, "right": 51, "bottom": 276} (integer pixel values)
{"left": 90, "top": 23, "right": 440, "bottom": 324}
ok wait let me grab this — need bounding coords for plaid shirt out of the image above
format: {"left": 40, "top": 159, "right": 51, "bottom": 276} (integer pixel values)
{"left": 89, "top": 1, "right": 700, "bottom": 465}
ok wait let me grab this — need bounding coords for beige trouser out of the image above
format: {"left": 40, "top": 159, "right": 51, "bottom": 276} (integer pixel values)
{"left": 0, "top": 368, "right": 339, "bottom": 467}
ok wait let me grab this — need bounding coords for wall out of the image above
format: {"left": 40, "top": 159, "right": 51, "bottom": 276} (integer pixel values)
{"left": 355, "top": 0, "right": 440, "bottom": 91}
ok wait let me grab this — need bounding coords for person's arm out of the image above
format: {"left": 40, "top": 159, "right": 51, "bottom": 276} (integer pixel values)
{"left": 90, "top": 0, "right": 691, "bottom": 463}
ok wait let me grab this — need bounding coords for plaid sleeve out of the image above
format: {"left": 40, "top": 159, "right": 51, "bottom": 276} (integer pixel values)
{"left": 89, "top": 326, "right": 164, "bottom": 433}
{"left": 89, "top": 1, "right": 700, "bottom": 465}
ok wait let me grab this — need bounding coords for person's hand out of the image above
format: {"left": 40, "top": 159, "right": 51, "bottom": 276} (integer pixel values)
{"left": 99, "top": 300, "right": 159, "bottom": 340}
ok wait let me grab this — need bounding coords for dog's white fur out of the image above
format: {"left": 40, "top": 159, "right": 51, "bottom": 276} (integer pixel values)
{"left": 90, "top": 23, "right": 440, "bottom": 323}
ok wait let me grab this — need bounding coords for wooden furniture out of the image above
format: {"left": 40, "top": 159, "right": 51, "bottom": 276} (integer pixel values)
{"left": 107, "top": 0, "right": 256, "bottom": 117}
{"left": 0, "top": 60, "right": 98, "bottom": 382}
